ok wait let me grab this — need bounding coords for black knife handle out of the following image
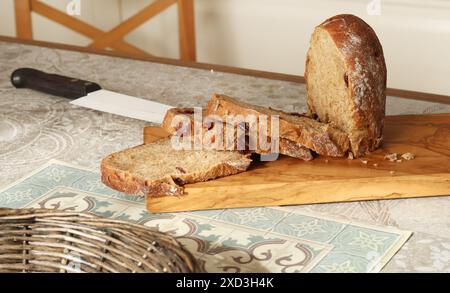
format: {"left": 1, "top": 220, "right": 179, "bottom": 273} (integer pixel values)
{"left": 11, "top": 68, "right": 101, "bottom": 99}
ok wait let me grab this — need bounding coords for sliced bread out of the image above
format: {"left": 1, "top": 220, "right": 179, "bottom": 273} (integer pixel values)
{"left": 205, "top": 94, "right": 350, "bottom": 157}
{"left": 305, "top": 14, "right": 386, "bottom": 157}
{"left": 162, "top": 107, "right": 313, "bottom": 160}
{"left": 101, "top": 138, "right": 252, "bottom": 197}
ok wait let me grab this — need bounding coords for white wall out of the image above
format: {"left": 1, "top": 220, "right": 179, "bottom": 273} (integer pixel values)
{"left": 1, "top": 0, "right": 449, "bottom": 96}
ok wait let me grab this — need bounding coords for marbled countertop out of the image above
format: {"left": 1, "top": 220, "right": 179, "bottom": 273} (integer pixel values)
{"left": 0, "top": 41, "right": 449, "bottom": 272}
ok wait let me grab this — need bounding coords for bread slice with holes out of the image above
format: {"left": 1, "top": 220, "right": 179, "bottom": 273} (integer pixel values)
{"left": 162, "top": 107, "right": 313, "bottom": 160}
{"left": 305, "top": 14, "right": 387, "bottom": 157}
{"left": 101, "top": 138, "right": 252, "bottom": 197}
{"left": 205, "top": 94, "right": 350, "bottom": 157}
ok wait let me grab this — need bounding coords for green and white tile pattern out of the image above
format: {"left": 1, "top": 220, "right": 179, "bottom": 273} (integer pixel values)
{"left": 0, "top": 161, "right": 411, "bottom": 273}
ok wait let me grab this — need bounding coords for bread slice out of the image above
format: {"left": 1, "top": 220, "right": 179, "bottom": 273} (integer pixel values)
{"left": 205, "top": 94, "right": 349, "bottom": 157}
{"left": 305, "top": 14, "right": 386, "bottom": 157}
{"left": 162, "top": 108, "right": 203, "bottom": 135}
{"left": 101, "top": 138, "right": 252, "bottom": 197}
{"left": 162, "top": 107, "right": 313, "bottom": 160}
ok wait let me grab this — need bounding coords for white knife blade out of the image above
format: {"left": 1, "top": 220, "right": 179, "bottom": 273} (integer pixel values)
{"left": 71, "top": 89, "right": 174, "bottom": 124}
{"left": 11, "top": 68, "right": 174, "bottom": 124}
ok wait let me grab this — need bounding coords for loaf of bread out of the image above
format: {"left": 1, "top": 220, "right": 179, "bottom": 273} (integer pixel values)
{"left": 162, "top": 107, "right": 313, "bottom": 160}
{"left": 101, "top": 14, "right": 388, "bottom": 198}
{"left": 101, "top": 138, "right": 251, "bottom": 197}
{"left": 205, "top": 94, "right": 349, "bottom": 157}
{"left": 305, "top": 14, "right": 387, "bottom": 157}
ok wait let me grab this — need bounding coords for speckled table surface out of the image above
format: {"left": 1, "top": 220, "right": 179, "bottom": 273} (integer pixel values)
{"left": 0, "top": 41, "right": 449, "bottom": 272}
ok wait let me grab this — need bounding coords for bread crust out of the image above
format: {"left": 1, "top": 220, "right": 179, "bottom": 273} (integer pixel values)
{"left": 162, "top": 108, "right": 201, "bottom": 135}
{"left": 205, "top": 94, "right": 349, "bottom": 157}
{"left": 101, "top": 142, "right": 252, "bottom": 197}
{"left": 305, "top": 14, "right": 387, "bottom": 157}
{"left": 162, "top": 107, "right": 314, "bottom": 160}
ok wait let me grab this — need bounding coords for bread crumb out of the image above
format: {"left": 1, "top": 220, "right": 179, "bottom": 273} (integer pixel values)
{"left": 401, "top": 152, "right": 416, "bottom": 161}
{"left": 373, "top": 163, "right": 378, "bottom": 167}
{"left": 360, "top": 159, "right": 368, "bottom": 164}
{"left": 389, "top": 170, "right": 395, "bottom": 175}
{"left": 384, "top": 153, "right": 398, "bottom": 162}
{"left": 324, "top": 159, "right": 329, "bottom": 163}
{"left": 385, "top": 152, "right": 416, "bottom": 162}
{"left": 348, "top": 152, "right": 354, "bottom": 160}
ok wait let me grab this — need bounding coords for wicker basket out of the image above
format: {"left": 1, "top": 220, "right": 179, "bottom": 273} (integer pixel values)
{"left": 0, "top": 208, "right": 198, "bottom": 273}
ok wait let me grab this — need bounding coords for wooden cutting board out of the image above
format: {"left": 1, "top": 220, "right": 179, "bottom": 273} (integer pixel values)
{"left": 144, "top": 113, "right": 450, "bottom": 213}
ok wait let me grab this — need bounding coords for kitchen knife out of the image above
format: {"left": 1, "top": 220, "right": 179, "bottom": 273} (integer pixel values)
{"left": 11, "top": 68, "right": 174, "bottom": 124}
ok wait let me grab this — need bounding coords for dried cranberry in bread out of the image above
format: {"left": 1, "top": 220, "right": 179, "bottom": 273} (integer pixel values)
{"left": 162, "top": 107, "right": 313, "bottom": 160}
{"left": 305, "top": 14, "right": 387, "bottom": 157}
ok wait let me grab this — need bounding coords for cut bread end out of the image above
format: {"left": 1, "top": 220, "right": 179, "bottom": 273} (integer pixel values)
{"left": 305, "top": 14, "right": 386, "bottom": 157}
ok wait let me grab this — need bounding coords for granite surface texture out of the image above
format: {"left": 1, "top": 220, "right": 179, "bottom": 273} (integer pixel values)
{"left": 0, "top": 41, "right": 449, "bottom": 272}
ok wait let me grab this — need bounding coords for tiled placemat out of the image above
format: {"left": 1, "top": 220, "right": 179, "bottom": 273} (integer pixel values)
{"left": 0, "top": 160, "right": 411, "bottom": 273}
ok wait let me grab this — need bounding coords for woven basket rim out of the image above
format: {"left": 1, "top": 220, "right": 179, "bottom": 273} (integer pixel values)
{"left": 0, "top": 208, "right": 199, "bottom": 273}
